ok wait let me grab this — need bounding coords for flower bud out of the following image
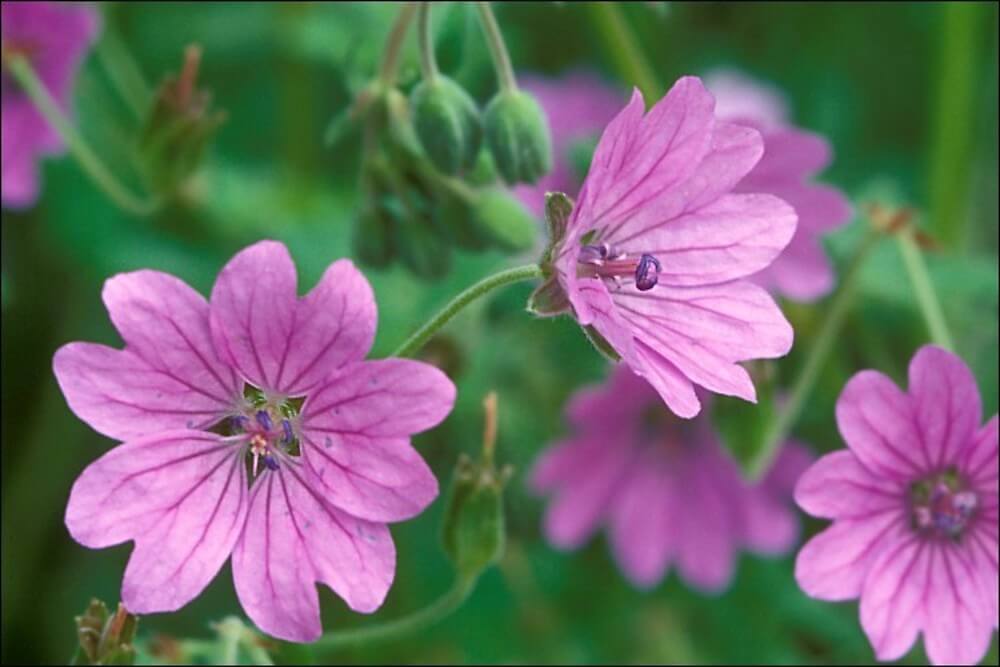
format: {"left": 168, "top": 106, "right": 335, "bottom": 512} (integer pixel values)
{"left": 470, "top": 189, "right": 537, "bottom": 252}
{"left": 483, "top": 90, "right": 552, "bottom": 185}
{"left": 410, "top": 76, "right": 483, "bottom": 175}
{"left": 139, "top": 45, "right": 225, "bottom": 196}
{"left": 441, "top": 393, "right": 512, "bottom": 579}
{"left": 74, "top": 598, "right": 138, "bottom": 665}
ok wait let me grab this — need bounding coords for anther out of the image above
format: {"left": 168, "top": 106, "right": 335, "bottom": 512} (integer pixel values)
{"left": 281, "top": 419, "right": 294, "bottom": 444}
{"left": 263, "top": 454, "right": 279, "bottom": 471}
{"left": 634, "top": 254, "right": 661, "bottom": 291}
{"left": 255, "top": 410, "right": 273, "bottom": 431}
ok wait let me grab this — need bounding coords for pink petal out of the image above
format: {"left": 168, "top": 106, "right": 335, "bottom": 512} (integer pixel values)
{"left": 746, "top": 128, "right": 832, "bottom": 182}
{"left": 751, "top": 221, "right": 837, "bottom": 302}
{"left": 795, "top": 450, "right": 901, "bottom": 520}
{"left": 835, "top": 370, "right": 926, "bottom": 478}
{"left": 631, "top": 340, "right": 702, "bottom": 418}
{"left": 608, "top": 454, "right": 674, "bottom": 588}
{"left": 65, "top": 431, "right": 248, "bottom": 613}
{"left": 614, "top": 280, "right": 793, "bottom": 402}
{"left": 55, "top": 270, "right": 242, "bottom": 440}
{"left": 858, "top": 531, "right": 927, "bottom": 661}
{"left": 965, "top": 416, "right": 998, "bottom": 490}
{"left": 295, "top": 360, "right": 451, "bottom": 521}
{"left": 675, "top": 455, "right": 739, "bottom": 591}
{"left": 210, "top": 243, "right": 375, "bottom": 396}
{"left": 232, "top": 464, "right": 395, "bottom": 643}
{"left": 795, "top": 512, "right": 901, "bottom": 601}
{"left": 542, "top": 439, "right": 637, "bottom": 549}
{"left": 529, "top": 435, "right": 604, "bottom": 493}
{"left": 574, "top": 278, "right": 636, "bottom": 357}
{"left": 615, "top": 193, "right": 797, "bottom": 286}
{"left": 742, "top": 490, "right": 799, "bottom": 556}
{"left": 920, "top": 544, "right": 995, "bottom": 665}
{"left": 908, "top": 345, "right": 983, "bottom": 470}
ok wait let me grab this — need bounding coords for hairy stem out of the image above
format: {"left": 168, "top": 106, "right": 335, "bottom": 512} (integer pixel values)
{"left": 392, "top": 264, "right": 543, "bottom": 358}
{"left": 897, "top": 228, "right": 955, "bottom": 351}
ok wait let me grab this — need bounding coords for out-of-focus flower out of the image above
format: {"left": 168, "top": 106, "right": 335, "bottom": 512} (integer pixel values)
{"left": 512, "top": 71, "right": 623, "bottom": 216}
{"left": 530, "top": 366, "right": 812, "bottom": 591}
{"left": 535, "top": 76, "right": 797, "bottom": 418}
{"left": 705, "top": 69, "right": 852, "bottom": 302}
{"left": 54, "top": 241, "right": 455, "bottom": 643}
{"left": 795, "top": 345, "right": 998, "bottom": 665}
{"left": 1, "top": 1, "right": 99, "bottom": 209}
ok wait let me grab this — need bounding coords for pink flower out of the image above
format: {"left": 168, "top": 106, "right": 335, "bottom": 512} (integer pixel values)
{"left": 705, "top": 69, "right": 853, "bottom": 302}
{"left": 2, "top": 1, "right": 99, "bottom": 209}
{"left": 54, "top": 241, "right": 455, "bottom": 642}
{"left": 512, "top": 71, "right": 623, "bottom": 217}
{"left": 530, "top": 366, "right": 812, "bottom": 591}
{"left": 538, "top": 76, "right": 798, "bottom": 418}
{"left": 795, "top": 345, "right": 998, "bottom": 665}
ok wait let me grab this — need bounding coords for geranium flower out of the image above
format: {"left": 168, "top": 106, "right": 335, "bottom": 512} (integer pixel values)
{"left": 795, "top": 345, "right": 998, "bottom": 664}
{"left": 54, "top": 241, "right": 455, "bottom": 642}
{"left": 530, "top": 366, "right": 812, "bottom": 591}
{"left": 705, "top": 69, "right": 852, "bottom": 301}
{"left": 512, "top": 71, "right": 623, "bottom": 217}
{"left": 535, "top": 76, "right": 797, "bottom": 418}
{"left": 2, "top": 1, "right": 99, "bottom": 208}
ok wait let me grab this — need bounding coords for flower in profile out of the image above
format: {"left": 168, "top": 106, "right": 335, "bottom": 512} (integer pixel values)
{"left": 795, "top": 346, "right": 998, "bottom": 665}
{"left": 535, "top": 76, "right": 797, "bottom": 418}
{"left": 1, "top": 1, "right": 99, "bottom": 209}
{"left": 705, "top": 69, "right": 852, "bottom": 301}
{"left": 530, "top": 366, "right": 812, "bottom": 591}
{"left": 512, "top": 71, "right": 623, "bottom": 216}
{"left": 54, "top": 241, "right": 455, "bottom": 642}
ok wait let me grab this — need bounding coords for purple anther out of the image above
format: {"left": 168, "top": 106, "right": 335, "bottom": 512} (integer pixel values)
{"left": 281, "top": 419, "right": 294, "bottom": 444}
{"left": 263, "top": 454, "right": 279, "bottom": 471}
{"left": 634, "top": 254, "right": 661, "bottom": 291}
{"left": 255, "top": 410, "right": 273, "bottom": 431}
{"left": 230, "top": 415, "right": 250, "bottom": 433}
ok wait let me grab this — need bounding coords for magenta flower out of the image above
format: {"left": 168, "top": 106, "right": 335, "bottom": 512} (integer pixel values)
{"left": 54, "top": 241, "right": 455, "bottom": 642}
{"left": 530, "top": 366, "right": 812, "bottom": 591}
{"left": 538, "top": 76, "right": 797, "bottom": 418}
{"left": 795, "top": 346, "right": 998, "bottom": 664}
{"left": 512, "top": 71, "right": 623, "bottom": 217}
{"left": 2, "top": 1, "right": 99, "bottom": 209}
{"left": 705, "top": 69, "right": 852, "bottom": 301}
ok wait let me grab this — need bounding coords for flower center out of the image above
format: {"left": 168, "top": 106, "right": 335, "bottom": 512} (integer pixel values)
{"left": 228, "top": 385, "right": 303, "bottom": 480}
{"left": 577, "top": 242, "right": 661, "bottom": 291}
{"left": 909, "top": 468, "right": 978, "bottom": 540}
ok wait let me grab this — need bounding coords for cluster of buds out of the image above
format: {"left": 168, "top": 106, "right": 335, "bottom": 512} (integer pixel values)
{"left": 73, "top": 599, "right": 138, "bottom": 665}
{"left": 337, "top": 3, "right": 553, "bottom": 279}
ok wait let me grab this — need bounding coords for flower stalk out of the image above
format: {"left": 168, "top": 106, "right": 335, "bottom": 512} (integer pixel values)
{"left": 417, "top": 2, "right": 439, "bottom": 82}
{"left": 475, "top": 2, "right": 518, "bottom": 93}
{"left": 896, "top": 227, "right": 955, "bottom": 351}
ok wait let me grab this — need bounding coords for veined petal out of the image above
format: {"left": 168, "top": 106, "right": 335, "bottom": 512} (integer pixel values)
{"left": 908, "top": 345, "right": 982, "bottom": 470}
{"left": 65, "top": 431, "right": 247, "bottom": 613}
{"left": 608, "top": 453, "right": 675, "bottom": 589}
{"left": 965, "top": 416, "right": 998, "bottom": 490}
{"left": 54, "top": 343, "right": 234, "bottom": 440}
{"left": 631, "top": 340, "right": 702, "bottom": 419}
{"left": 835, "top": 370, "right": 926, "bottom": 478}
{"left": 858, "top": 531, "right": 928, "bottom": 661}
{"left": 795, "top": 512, "right": 901, "bottom": 601}
{"left": 795, "top": 450, "right": 901, "bottom": 520}
{"left": 920, "top": 544, "right": 995, "bottom": 665}
{"left": 613, "top": 193, "right": 797, "bottom": 286}
{"left": 232, "top": 464, "right": 395, "bottom": 643}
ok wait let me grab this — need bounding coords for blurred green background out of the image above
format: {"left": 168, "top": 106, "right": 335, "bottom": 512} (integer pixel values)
{"left": 2, "top": 2, "right": 997, "bottom": 664}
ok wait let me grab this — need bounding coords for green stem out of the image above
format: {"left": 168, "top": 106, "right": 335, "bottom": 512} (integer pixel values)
{"left": 585, "top": 2, "right": 662, "bottom": 102}
{"left": 417, "top": 2, "right": 439, "bottom": 81}
{"left": 313, "top": 575, "right": 476, "bottom": 653}
{"left": 748, "top": 229, "right": 880, "bottom": 479}
{"left": 897, "top": 228, "right": 955, "bottom": 351}
{"left": 94, "top": 28, "right": 151, "bottom": 120}
{"left": 392, "top": 264, "right": 543, "bottom": 358}
{"left": 6, "top": 56, "right": 158, "bottom": 216}
{"left": 476, "top": 2, "right": 518, "bottom": 93}
{"left": 378, "top": 2, "right": 419, "bottom": 87}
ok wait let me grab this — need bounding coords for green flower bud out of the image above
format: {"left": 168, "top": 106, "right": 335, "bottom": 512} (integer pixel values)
{"left": 483, "top": 90, "right": 552, "bottom": 185}
{"left": 74, "top": 599, "right": 139, "bottom": 665}
{"left": 441, "top": 393, "right": 512, "bottom": 579}
{"left": 471, "top": 189, "right": 538, "bottom": 252}
{"left": 139, "top": 45, "right": 225, "bottom": 196}
{"left": 410, "top": 76, "right": 483, "bottom": 175}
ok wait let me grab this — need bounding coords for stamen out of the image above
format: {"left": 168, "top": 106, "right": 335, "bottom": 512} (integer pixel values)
{"left": 230, "top": 415, "right": 250, "bottom": 433}
{"left": 577, "top": 243, "right": 661, "bottom": 291}
{"left": 634, "top": 254, "right": 661, "bottom": 291}
{"left": 910, "top": 470, "right": 978, "bottom": 539}
{"left": 255, "top": 410, "right": 273, "bottom": 431}
{"left": 263, "top": 454, "right": 279, "bottom": 471}
{"left": 281, "top": 419, "right": 294, "bottom": 444}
